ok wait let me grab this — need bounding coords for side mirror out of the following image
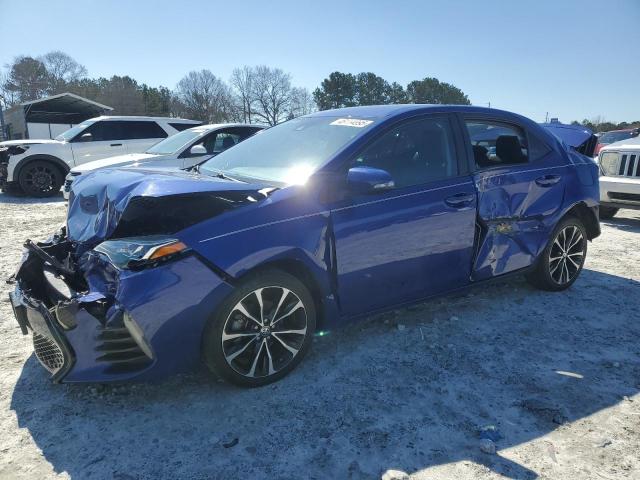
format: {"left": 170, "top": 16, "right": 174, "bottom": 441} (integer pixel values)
{"left": 79, "top": 132, "right": 93, "bottom": 142}
{"left": 347, "top": 166, "right": 394, "bottom": 194}
{"left": 189, "top": 144, "right": 207, "bottom": 156}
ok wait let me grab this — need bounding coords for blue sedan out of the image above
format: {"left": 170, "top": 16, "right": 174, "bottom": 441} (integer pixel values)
{"left": 10, "top": 105, "right": 600, "bottom": 387}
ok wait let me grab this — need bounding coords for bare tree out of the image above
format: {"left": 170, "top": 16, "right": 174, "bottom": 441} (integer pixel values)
{"left": 230, "top": 66, "right": 255, "bottom": 123}
{"left": 1, "top": 56, "right": 50, "bottom": 104}
{"left": 40, "top": 51, "right": 87, "bottom": 93}
{"left": 288, "top": 87, "right": 316, "bottom": 119}
{"left": 175, "top": 70, "right": 233, "bottom": 123}
{"left": 251, "top": 66, "right": 293, "bottom": 126}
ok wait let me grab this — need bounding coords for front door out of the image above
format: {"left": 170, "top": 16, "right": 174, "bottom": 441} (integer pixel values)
{"left": 329, "top": 115, "right": 477, "bottom": 317}
{"left": 70, "top": 120, "right": 128, "bottom": 165}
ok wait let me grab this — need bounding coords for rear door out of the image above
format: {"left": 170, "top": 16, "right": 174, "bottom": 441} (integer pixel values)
{"left": 329, "top": 114, "right": 477, "bottom": 316}
{"left": 69, "top": 121, "right": 128, "bottom": 165}
{"left": 121, "top": 121, "right": 168, "bottom": 153}
{"left": 463, "top": 117, "right": 566, "bottom": 280}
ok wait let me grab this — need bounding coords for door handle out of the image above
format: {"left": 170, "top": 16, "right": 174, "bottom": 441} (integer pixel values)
{"left": 110, "top": 143, "right": 123, "bottom": 147}
{"left": 445, "top": 192, "right": 475, "bottom": 208}
{"left": 535, "top": 174, "right": 561, "bottom": 187}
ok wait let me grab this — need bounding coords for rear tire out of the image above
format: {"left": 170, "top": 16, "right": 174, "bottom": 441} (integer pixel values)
{"left": 202, "top": 270, "right": 316, "bottom": 387}
{"left": 599, "top": 206, "right": 618, "bottom": 220}
{"left": 18, "top": 160, "right": 64, "bottom": 197}
{"left": 526, "top": 216, "right": 588, "bottom": 291}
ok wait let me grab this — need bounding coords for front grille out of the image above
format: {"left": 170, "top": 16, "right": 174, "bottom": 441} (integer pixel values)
{"left": 96, "top": 326, "right": 151, "bottom": 373}
{"left": 618, "top": 153, "right": 640, "bottom": 177}
{"left": 33, "top": 333, "right": 65, "bottom": 373}
{"left": 609, "top": 192, "right": 640, "bottom": 203}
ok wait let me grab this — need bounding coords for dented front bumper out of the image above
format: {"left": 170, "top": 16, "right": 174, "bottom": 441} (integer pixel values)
{"left": 9, "top": 285, "right": 75, "bottom": 382}
{"left": 10, "top": 237, "right": 234, "bottom": 383}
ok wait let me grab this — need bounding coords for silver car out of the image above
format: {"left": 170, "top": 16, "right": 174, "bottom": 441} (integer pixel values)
{"left": 63, "top": 123, "right": 264, "bottom": 199}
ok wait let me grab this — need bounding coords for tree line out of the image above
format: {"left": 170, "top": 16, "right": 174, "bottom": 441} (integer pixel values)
{"left": 1, "top": 51, "right": 480, "bottom": 126}
{"left": 571, "top": 117, "right": 640, "bottom": 134}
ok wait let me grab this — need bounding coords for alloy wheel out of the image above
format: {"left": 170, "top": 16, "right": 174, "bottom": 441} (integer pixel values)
{"left": 221, "top": 286, "right": 308, "bottom": 378}
{"left": 548, "top": 225, "right": 585, "bottom": 285}
{"left": 23, "top": 165, "right": 56, "bottom": 195}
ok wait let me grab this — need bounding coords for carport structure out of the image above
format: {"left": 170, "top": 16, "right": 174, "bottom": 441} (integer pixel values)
{"left": 2, "top": 92, "right": 113, "bottom": 140}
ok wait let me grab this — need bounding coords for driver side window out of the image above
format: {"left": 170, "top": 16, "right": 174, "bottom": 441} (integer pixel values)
{"left": 354, "top": 117, "right": 457, "bottom": 188}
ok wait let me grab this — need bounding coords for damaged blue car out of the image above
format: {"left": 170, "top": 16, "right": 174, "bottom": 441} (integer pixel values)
{"left": 9, "top": 105, "right": 600, "bottom": 387}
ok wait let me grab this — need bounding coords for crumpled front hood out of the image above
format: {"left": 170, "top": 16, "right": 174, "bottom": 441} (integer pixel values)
{"left": 67, "top": 168, "right": 268, "bottom": 247}
{"left": 71, "top": 153, "right": 159, "bottom": 173}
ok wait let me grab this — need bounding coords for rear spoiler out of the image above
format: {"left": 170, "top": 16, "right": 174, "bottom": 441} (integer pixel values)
{"left": 540, "top": 122, "right": 598, "bottom": 157}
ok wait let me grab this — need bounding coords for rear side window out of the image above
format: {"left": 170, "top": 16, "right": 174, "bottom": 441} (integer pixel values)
{"left": 169, "top": 122, "right": 199, "bottom": 132}
{"left": 122, "top": 121, "right": 168, "bottom": 139}
{"left": 466, "top": 121, "right": 528, "bottom": 168}
{"left": 353, "top": 116, "right": 457, "bottom": 188}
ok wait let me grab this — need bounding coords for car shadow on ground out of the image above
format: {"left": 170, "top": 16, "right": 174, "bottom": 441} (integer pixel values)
{"left": 0, "top": 192, "right": 65, "bottom": 205}
{"left": 9, "top": 269, "right": 640, "bottom": 479}
{"left": 600, "top": 210, "right": 640, "bottom": 233}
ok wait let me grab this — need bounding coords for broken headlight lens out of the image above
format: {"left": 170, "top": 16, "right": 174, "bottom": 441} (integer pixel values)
{"left": 599, "top": 152, "right": 619, "bottom": 176}
{"left": 94, "top": 236, "right": 188, "bottom": 269}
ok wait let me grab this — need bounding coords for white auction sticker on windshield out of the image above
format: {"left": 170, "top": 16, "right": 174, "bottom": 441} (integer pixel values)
{"left": 330, "top": 118, "right": 374, "bottom": 128}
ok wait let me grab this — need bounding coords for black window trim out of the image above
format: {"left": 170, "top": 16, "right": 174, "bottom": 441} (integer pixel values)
{"left": 177, "top": 127, "right": 262, "bottom": 158}
{"left": 341, "top": 112, "right": 469, "bottom": 193}
{"left": 459, "top": 114, "right": 537, "bottom": 173}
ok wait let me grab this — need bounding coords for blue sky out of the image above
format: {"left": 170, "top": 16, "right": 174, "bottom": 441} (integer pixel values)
{"left": 1, "top": 0, "right": 639, "bottom": 123}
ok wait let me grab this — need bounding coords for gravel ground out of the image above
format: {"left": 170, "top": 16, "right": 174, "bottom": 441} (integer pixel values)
{"left": 0, "top": 193, "right": 638, "bottom": 480}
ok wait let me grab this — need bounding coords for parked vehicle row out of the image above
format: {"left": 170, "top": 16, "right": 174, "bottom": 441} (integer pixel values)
{"left": 0, "top": 116, "right": 201, "bottom": 196}
{"left": 9, "top": 105, "right": 600, "bottom": 387}
{"left": 594, "top": 127, "right": 640, "bottom": 156}
{"left": 62, "top": 123, "right": 264, "bottom": 199}
{"left": 597, "top": 136, "right": 640, "bottom": 218}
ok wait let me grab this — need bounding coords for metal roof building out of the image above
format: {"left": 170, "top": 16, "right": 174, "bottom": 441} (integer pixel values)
{"left": 1, "top": 92, "right": 113, "bottom": 140}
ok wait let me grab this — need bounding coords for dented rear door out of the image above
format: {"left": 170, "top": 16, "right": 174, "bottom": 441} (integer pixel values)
{"left": 464, "top": 118, "right": 567, "bottom": 281}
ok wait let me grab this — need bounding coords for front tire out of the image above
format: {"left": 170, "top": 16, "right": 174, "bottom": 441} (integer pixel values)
{"left": 18, "top": 160, "right": 64, "bottom": 197}
{"left": 526, "top": 216, "right": 588, "bottom": 291}
{"left": 203, "top": 270, "right": 316, "bottom": 387}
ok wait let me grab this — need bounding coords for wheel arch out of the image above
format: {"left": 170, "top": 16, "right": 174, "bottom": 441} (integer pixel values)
{"left": 563, "top": 201, "right": 600, "bottom": 241}
{"left": 14, "top": 154, "right": 70, "bottom": 181}
{"left": 234, "top": 256, "right": 338, "bottom": 331}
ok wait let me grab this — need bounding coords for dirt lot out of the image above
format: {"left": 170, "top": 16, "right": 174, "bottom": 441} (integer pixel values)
{"left": 0, "top": 194, "right": 638, "bottom": 480}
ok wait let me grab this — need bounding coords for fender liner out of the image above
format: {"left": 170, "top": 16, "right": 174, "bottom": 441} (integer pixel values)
{"left": 13, "top": 154, "right": 71, "bottom": 182}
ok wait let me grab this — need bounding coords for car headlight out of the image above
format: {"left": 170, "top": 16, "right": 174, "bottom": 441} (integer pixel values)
{"left": 599, "top": 152, "right": 619, "bottom": 176}
{"left": 94, "top": 236, "right": 189, "bottom": 269}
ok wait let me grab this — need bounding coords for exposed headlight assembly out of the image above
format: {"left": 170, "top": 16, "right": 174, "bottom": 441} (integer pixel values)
{"left": 599, "top": 152, "right": 619, "bottom": 176}
{"left": 94, "top": 236, "right": 189, "bottom": 269}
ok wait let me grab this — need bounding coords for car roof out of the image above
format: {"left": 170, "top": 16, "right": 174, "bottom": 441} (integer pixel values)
{"left": 307, "top": 104, "right": 524, "bottom": 120}
{"left": 86, "top": 115, "right": 201, "bottom": 123}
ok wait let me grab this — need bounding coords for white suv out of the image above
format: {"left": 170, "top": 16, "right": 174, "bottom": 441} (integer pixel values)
{"left": 0, "top": 116, "right": 200, "bottom": 196}
{"left": 63, "top": 123, "right": 264, "bottom": 199}
{"left": 598, "top": 137, "right": 640, "bottom": 218}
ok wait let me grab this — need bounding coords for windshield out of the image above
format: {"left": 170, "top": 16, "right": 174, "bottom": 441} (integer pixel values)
{"left": 600, "top": 131, "right": 632, "bottom": 144}
{"left": 199, "top": 116, "right": 374, "bottom": 185}
{"left": 54, "top": 120, "right": 95, "bottom": 141}
{"left": 146, "top": 129, "right": 204, "bottom": 155}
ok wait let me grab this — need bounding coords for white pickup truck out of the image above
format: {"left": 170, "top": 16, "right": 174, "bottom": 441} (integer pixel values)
{"left": 0, "top": 116, "right": 200, "bottom": 196}
{"left": 598, "top": 137, "right": 640, "bottom": 218}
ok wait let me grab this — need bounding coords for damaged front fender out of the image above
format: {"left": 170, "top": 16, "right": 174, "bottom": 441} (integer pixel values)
{"left": 11, "top": 230, "right": 234, "bottom": 382}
